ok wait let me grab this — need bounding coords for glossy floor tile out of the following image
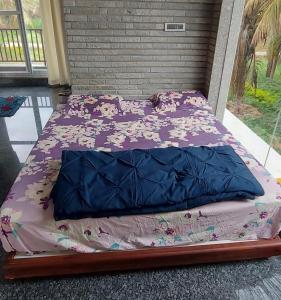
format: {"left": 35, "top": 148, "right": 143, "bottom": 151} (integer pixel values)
{"left": 0, "top": 86, "right": 66, "bottom": 203}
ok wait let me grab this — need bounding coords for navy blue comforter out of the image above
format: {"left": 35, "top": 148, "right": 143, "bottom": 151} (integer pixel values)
{"left": 51, "top": 146, "right": 264, "bottom": 220}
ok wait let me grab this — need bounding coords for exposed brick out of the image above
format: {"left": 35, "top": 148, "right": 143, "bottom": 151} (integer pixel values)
{"left": 63, "top": 0, "right": 221, "bottom": 98}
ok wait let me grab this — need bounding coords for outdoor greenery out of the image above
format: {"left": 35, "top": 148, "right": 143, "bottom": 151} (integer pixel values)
{"left": 228, "top": 0, "right": 281, "bottom": 155}
{"left": 0, "top": 0, "right": 41, "bottom": 29}
{"left": 228, "top": 59, "right": 281, "bottom": 154}
{"left": 0, "top": 29, "right": 45, "bottom": 63}
{"left": 0, "top": 0, "right": 44, "bottom": 64}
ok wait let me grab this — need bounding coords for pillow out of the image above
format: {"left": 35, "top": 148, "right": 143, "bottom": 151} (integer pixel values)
{"left": 66, "top": 94, "right": 124, "bottom": 119}
{"left": 149, "top": 90, "right": 209, "bottom": 113}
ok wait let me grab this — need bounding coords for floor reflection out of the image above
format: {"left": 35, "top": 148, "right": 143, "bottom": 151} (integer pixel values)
{"left": 0, "top": 118, "right": 21, "bottom": 204}
{"left": 4, "top": 95, "right": 53, "bottom": 163}
{"left": 0, "top": 86, "right": 66, "bottom": 203}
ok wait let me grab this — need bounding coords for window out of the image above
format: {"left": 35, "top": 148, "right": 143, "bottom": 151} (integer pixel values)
{"left": 0, "top": 0, "right": 46, "bottom": 75}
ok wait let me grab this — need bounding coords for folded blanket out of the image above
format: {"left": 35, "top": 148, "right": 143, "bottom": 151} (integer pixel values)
{"left": 51, "top": 146, "right": 264, "bottom": 220}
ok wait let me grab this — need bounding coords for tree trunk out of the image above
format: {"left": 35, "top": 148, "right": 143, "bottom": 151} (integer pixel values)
{"left": 266, "top": 57, "right": 273, "bottom": 78}
{"left": 230, "top": 16, "right": 256, "bottom": 114}
{"left": 270, "top": 56, "right": 278, "bottom": 79}
{"left": 266, "top": 35, "right": 281, "bottom": 79}
{"left": 236, "top": 95, "right": 242, "bottom": 114}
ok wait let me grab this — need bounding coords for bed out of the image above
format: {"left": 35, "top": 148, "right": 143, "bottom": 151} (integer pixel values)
{"left": 1, "top": 92, "right": 281, "bottom": 279}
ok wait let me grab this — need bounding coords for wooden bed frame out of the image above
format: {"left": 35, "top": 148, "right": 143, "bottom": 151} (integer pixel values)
{"left": 4, "top": 238, "right": 281, "bottom": 280}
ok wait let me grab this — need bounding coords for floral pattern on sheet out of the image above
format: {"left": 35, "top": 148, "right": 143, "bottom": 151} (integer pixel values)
{"left": 1, "top": 94, "right": 281, "bottom": 254}
{"left": 65, "top": 94, "right": 124, "bottom": 120}
{"left": 149, "top": 90, "right": 212, "bottom": 114}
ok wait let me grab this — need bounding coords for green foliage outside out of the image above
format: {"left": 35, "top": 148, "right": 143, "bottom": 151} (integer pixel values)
{"left": 245, "top": 84, "right": 277, "bottom": 106}
{"left": 0, "top": 0, "right": 41, "bottom": 29}
{"left": 0, "top": 0, "right": 44, "bottom": 64}
{"left": 228, "top": 59, "right": 281, "bottom": 154}
{"left": 0, "top": 30, "right": 45, "bottom": 63}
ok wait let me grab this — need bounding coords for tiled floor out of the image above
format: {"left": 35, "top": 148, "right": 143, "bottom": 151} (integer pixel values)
{"left": 0, "top": 86, "right": 66, "bottom": 204}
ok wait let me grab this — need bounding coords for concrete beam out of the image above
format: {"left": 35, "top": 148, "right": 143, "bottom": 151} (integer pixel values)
{"left": 208, "top": 0, "right": 245, "bottom": 121}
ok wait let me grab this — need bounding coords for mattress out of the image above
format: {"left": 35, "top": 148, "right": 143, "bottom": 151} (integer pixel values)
{"left": 1, "top": 94, "right": 281, "bottom": 254}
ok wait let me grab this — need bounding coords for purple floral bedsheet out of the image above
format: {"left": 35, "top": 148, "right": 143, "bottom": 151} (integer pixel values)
{"left": 1, "top": 93, "right": 281, "bottom": 254}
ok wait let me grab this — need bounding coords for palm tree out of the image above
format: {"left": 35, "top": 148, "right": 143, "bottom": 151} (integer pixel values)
{"left": 266, "top": 35, "right": 281, "bottom": 79}
{"left": 252, "top": 0, "right": 281, "bottom": 79}
{"left": 231, "top": 0, "right": 281, "bottom": 112}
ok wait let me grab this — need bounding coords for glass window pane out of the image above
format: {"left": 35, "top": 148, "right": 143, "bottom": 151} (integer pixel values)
{"left": 0, "top": 15, "right": 26, "bottom": 68}
{"left": 271, "top": 105, "right": 281, "bottom": 155}
{"left": 224, "top": 2, "right": 281, "bottom": 178}
{"left": 0, "top": 14, "right": 19, "bottom": 29}
{"left": 22, "top": 0, "right": 41, "bottom": 29}
{"left": 22, "top": 0, "right": 46, "bottom": 68}
{"left": 0, "top": 0, "right": 16, "bottom": 11}
{"left": 262, "top": 104, "right": 281, "bottom": 178}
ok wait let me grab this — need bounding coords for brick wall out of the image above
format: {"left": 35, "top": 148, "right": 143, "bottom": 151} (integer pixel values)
{"left": 63, "top": 0, "right": 222, "bottom": 99}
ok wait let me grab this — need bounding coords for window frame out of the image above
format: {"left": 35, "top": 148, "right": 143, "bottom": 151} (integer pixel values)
{"left": 0, "top": 0, "right": 32, "bottom": 75}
